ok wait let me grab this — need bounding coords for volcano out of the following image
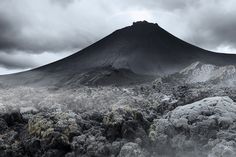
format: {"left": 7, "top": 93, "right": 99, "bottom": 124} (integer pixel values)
{"left": 1, "top": 21, "right": 236, "bottom": 87}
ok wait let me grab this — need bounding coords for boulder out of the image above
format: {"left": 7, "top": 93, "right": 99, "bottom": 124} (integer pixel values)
{"left": 149, "top": 96, "right": 236, "bottom": 156}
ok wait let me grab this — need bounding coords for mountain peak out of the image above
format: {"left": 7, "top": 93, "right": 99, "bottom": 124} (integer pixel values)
{"left": 132, "top": 20, "right": 159, "bottom": 26}
{"left": 130, "top": 21, "right": 160, "bottom": 31}
{"left": 114, "top": 21, "right": 161, "bottom": 38}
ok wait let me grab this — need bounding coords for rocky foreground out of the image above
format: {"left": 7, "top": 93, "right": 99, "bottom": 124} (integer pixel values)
{"left": 1, "top": 80, "right": 236, "bottom": 157}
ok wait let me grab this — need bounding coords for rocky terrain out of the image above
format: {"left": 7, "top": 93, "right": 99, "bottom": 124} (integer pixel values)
{"left": 168, "top": 62, "right": 236, "bottom": 86}
{"left": 1, "top": 72, "right": 236, "bottom": 157}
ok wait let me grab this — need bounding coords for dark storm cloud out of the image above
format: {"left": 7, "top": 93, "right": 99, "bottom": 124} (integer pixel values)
{"left": 0, "top": 0, "right": 236, "bottom": 74}
{"left": 0, "top": 13, "right": 19, "bottom": 51}
{"left": 0, "top": 52, "right": 37, "bottom": 69}
{"left": 183, "top": 1, "right": 236, "bottom": 52}
{"left": 187, "top": 17, "right": 236, "bottom": 51}
{"left": 0, "top": 0, "right": 96, "bottom": 53}
{"left": 142, "top": 0, "right": 236, "bottom": 53}
{"left": 0, "top": 0, "right": 235, "bottom": 53}
{"left": 0, "top": 0, "right": 194, "bottom": 53}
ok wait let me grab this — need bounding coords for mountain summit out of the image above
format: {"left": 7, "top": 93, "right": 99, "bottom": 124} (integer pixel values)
{"left": 1, "top": 21, "right": 236, "bottom": 87}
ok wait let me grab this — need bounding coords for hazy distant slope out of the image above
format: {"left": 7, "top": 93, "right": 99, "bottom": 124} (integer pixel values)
{"left": 1, "top": 21, "right": 236, "bottom": 87}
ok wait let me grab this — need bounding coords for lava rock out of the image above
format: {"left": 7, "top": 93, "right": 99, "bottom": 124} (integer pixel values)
{"left": 42, "top": 149, "right": 66, "bottom": 157}
{"left": 23, "top": 138, "right": 41, "bottom": 155}
{"left": 110, "top": 141, "right": 126, "bottom": 156}
{"left": 45, "top": 132, "right": 71, "bottom": 151}
{"left": 1, "top": 111, "right": 25, "bottom": 126}
{"left": 149, "top": 96, "right": 236, "bottom": 156}
{"left": 118, "top": 142, "right": 147, "bottom": 157}
{"left": 0, "top": 118, "right": 8, "bottom": 133}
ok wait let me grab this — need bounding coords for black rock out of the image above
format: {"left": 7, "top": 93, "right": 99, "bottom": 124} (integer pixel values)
{"left": 24, "top": 138, "right": 41, "bottom": 155}
{"left": 89, "top": 112, "right": 104, "bottom": 122}
{"left": 42, "top": 149, "right": 66, "bottom": 157}
{"left": 0, "top": 118, "right": 8, "bottom": 134}
{"left": 1, "top": 111, "right": 25, "bottom": 127}
{"left": 65, "top": 152, "right": 76, "bottom": 157}
{"left": 106, "top": 122, "right": 122, "bottom": 141}
{"left": 121, "top": 120, "right": 149, "bottom": 145}
{"left": 45, "top": 132, "right": 71, "bottom": 151}
{"left": 96, "top": 144, "right": 111, "bottom": 157}
{"left": 121, "top": 120, "right": 138, "bottom": 140}
{"left": 110, "top": 141, "right": 125, "bottom": 156}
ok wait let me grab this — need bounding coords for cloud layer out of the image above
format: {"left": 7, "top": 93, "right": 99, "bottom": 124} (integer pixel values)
{"left": 0, "top": 0, "right": 236, "bottom": 74}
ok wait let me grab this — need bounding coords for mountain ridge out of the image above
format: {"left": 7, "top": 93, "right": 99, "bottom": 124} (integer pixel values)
{"left": 1, "top": 21, "right": 236, "bottom": 87}
{"left": 32, "top": 21, "right": 236, "bottom": 75}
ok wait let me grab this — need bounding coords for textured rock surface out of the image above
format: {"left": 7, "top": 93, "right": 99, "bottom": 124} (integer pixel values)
{"left": 1, "top": 79, "right": 236, "bottom": 156}
{"left": 118, "top": 142, "right": 147, "bottom": 157}
{"left": 173, "top": 62, "right": 236, "bottom": 85}
{"left": 149, "top": 96, "right": 236, "bottom": 156}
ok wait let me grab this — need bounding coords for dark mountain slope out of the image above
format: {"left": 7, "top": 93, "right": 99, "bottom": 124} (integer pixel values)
{"left": 1, "top": 21, "right": 236, "bottom": 87}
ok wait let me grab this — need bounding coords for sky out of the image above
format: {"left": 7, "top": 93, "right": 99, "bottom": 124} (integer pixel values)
{"left": 0, "top": 0, "right": 236, "bottom": 75}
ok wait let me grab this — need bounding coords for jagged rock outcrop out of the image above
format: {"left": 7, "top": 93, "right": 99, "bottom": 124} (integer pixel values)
{"left": 171, "top": 62, "right": 236, "bottom": 85}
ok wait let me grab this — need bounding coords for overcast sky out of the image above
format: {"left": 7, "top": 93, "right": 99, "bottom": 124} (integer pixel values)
{"left": 0, "top": 0, "right": 236, "bottom": 75}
